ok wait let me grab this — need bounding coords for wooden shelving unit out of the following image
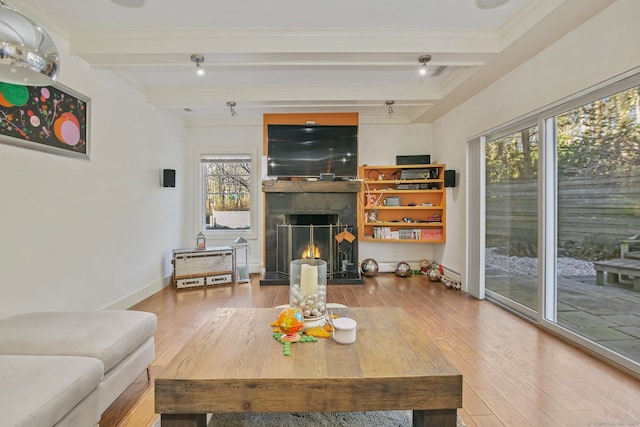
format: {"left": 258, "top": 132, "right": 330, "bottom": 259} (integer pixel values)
{"left": 358, "top": 164, "right": 446, "bottom": 243}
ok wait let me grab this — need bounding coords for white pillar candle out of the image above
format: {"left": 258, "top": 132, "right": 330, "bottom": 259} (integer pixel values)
{"left": 300, "top": 264, "right": 318, "bottom": 296}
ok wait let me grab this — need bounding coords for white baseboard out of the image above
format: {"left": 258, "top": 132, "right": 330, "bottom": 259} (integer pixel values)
{"left": 102, "top": 275, "right": 173, "bottom": 310}
{"left": 374, "top": 261, "right": 464, "bottom": 290}
{"left": 377, "top": 261, "right": 422, "bottom": 273}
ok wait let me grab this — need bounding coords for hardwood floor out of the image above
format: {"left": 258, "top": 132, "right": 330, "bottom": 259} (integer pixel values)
{"left": 100, "top": 274, "right": 640, "bottom": 427}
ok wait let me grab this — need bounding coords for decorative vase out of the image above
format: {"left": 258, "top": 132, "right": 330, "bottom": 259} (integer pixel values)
{"left": 289, "top": 259, "right": 327, "bottom": 322}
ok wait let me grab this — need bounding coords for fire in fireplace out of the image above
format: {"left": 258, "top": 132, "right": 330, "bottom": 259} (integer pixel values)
{"left": 301, "top": 244, "right": 321, "bottom": 259}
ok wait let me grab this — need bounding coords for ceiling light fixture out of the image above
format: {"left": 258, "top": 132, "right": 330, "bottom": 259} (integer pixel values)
{"left": 418, "top": 55, "right": 432, "bottom": 76}
{"left": 386, "top": 100, "right": 394, "bottom": 115}
{"left": 191, "top": 54, "right": 204, "bottom": 76}
{"left": 0, "top": 0, "right": 59, "bottom": 86}
{"left": 227, "top": 101, "right": 237, "bottom": 116}
{"left": 475, "top": 0, "right": 509, "bottom": 9}
{"left": 111, "top": 0, "right": 145, "bottom": 7}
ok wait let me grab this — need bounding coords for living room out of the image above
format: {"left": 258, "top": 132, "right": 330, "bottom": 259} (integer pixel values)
{"left": 1, "top": 0, "right": 639, "bottom": 426}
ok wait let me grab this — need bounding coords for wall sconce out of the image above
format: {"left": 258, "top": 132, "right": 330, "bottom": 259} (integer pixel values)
{"left": 191, "top": 54, "right": 204, "bottom": 76}
{"left": 418, "top": 54, "right": 432, "bottom": 76}
{"left": 386, "top": 100, "right": 394, "bottom": 115}
{"left": 0, "top": 1, "right": 59, "bottom": 86}
{"left": 227, "top": 101, "right": 237, "bottom": 116}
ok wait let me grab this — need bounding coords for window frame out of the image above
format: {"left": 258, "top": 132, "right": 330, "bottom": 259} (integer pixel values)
{"left": 194, "top": 147, "right": 259, "bottom": 241}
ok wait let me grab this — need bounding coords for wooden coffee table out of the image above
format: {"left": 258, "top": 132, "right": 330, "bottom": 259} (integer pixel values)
{"left": 155, "top": 307, "right": 462, "bottom": 427}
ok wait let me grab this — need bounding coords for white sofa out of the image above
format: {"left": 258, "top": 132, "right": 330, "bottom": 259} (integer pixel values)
{"left": 0, "top": 310, "right": 157, "bottom": 427}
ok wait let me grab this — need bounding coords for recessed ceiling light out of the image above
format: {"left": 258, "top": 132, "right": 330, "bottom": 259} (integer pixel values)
{"left": 475, "top": 0, "right": 509, "bottom": 9}
{"left": 111, "top": 0, "right": 145, "bottom": 8}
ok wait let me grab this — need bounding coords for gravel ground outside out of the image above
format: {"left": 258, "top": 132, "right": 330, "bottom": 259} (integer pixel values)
{"left": 485, "top": 248, "right": 596, "bottom": 277}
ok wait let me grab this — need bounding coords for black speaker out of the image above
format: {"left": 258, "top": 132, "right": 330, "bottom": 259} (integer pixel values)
{"left": 444, "top": 169, "right": 456, "bottom": 188}
{"left": 162, "top": 169, "right": 176, "bottom": 187}
{"left": 396, "top": 154, "right": 430, "bottom": 165}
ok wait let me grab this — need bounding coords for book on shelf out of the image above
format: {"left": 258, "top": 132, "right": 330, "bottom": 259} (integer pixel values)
{"left": 372, "top": 227, "right": 443, "bottom": 240}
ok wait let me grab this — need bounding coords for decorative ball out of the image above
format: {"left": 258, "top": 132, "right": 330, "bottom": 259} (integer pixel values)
{"left": 395, "top": 262, "right": 411, "bottom": 277}
{"left": 360, "top": 258, "right": 379, "bottom": 277}
{"left": 277, "top": 307, "right": 304, "bottom": 334}
{"left": 427, "top": 269, "right": 441, "bottom": 282}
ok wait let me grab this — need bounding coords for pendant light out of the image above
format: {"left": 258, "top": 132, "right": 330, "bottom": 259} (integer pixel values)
{"left": 191, "top": 54, "right": 204, "bottom": 76}
{"left": 418, "top": 55, "right": 432, "bottom": 76}
{"left": 0, "top": 1, "right": 59, "bottom": 86}
{"left": 227, "top": 101, "right": 237, "bottom": 116}
{"left": 386, "top": 100, "right": 394, "bottom": 115}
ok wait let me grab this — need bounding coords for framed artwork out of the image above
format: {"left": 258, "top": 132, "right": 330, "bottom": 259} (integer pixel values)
{"left": 0, "top": 81, "right": 90, "bottom": 160}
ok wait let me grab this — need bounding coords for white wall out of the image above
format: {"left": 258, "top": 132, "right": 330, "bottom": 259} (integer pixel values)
{"left": 183, "top": 125, "right": 263, "bottom": 260}
{"left": 184, "top": 122, "right": 433, "bottom": 271}
{"left": 357, "top": 123, "right": 436, "bottom": 269}
{"left": 0, "top": 27, "right": 185, "bottom": 317}
{"left": 433, "top": 0, "right": 640, "bottom": 292}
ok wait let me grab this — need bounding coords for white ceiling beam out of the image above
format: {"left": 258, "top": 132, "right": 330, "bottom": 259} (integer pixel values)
{"left": 69, "top": 28, "right": 502, "bottom": 56}
{"left": 144, "top": 84, "right": 443, "bottom": 109}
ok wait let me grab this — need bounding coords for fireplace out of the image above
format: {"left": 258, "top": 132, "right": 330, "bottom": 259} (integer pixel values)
{"left": 261, "top": 180, "right": 362, "bottom": 285}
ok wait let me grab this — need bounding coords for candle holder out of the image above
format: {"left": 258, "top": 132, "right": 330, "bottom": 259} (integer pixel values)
{"left": 289, "top": 259, "right": 327, "bottom": 328}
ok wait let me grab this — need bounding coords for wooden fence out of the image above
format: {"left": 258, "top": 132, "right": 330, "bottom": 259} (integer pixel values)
{"left": 486, "top": 174, "right": 640, "bottom": 248}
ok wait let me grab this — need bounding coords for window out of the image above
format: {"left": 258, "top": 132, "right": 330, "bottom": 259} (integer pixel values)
{"left": 550, "top": 83, "right": 640, "bottom": 364}
{"left": 201, "top": 154, "right": 253, "bottom": 233}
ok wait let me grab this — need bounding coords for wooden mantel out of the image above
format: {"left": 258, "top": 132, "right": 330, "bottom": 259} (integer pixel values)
{"left": 262, "top": 179, "right": 361, "bottom": 193}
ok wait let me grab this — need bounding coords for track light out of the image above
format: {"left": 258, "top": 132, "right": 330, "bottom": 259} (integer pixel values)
{"left": 386, "top": 100, "right": 394, "bottom": 115}
{"left": 418, "top": 54, "right": 432, "bottom": 76}
{"left": 227, "top": 101, "right": 237, "bottom": 116}
{"left": 191, "top": 54, "right": 204, "bottom": 76}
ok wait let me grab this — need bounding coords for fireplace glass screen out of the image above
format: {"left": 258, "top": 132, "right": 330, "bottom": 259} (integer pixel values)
{"left": 276, "top": 223, "right": 357, "bottom": 279}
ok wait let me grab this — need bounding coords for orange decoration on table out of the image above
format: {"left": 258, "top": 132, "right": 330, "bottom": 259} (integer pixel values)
{"left": 277, "top": 307, "right": 304, "bottom": 342}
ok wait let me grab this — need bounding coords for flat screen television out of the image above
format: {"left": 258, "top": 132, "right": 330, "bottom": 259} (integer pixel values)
{"left": 267, "top": 124, "right": 358, "bottom": 178}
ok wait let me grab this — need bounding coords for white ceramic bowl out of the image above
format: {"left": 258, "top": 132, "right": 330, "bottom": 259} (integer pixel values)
{"left": 332, "top": 317, "right": 357, "bottom": 344}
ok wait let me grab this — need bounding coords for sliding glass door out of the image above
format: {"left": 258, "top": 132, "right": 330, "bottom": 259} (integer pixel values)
{"left": 473, "top": 70, "right": 640, "bottom": 374}
{"left": 484, "top": 123, "right": 539, "bottom": 317}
